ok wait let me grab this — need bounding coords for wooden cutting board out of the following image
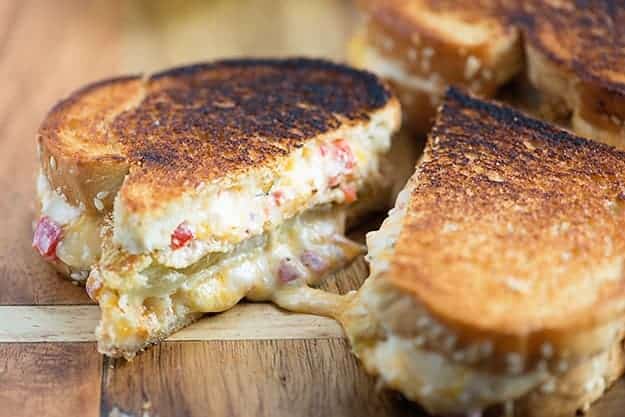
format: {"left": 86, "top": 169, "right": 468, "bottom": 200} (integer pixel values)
{"left": 0, "top": 1, "right": 623, "bottom": 416}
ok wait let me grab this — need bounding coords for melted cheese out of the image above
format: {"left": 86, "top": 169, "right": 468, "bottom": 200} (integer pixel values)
{"left": 91, "top": 207, "right": 364, "bottom": 357}
{"left": 36, "top": 172, "right": 100, "bottom": 273}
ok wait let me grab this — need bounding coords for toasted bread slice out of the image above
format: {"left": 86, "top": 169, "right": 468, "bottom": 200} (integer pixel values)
{"left": 353, "top": 0, "right": 625, "bottom": 148}
{"left": 509, "top": 0, "right": 625, "bottom": 149}
{"left": 350, "top": 0, "right": 522, "bottom": 133}
{"left": 35, "top": 59, "right": 400, "bottom": 275}
{"left": 35, "top": 59, "right": 402, "bottom": 357}
{"left": 337, "top": 88, "right": 625, "bottom": 415}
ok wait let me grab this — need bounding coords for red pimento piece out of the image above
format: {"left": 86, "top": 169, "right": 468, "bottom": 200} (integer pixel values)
{"left": 341, "top": 183, "right": 358, "bottom": 203}
{"left": 278, "top": 259, "right": 300, "bottom": 283}
{"left": 32, "top": 216, "right": 62, "bottom": 261}
{"left": 300, "top": 250, "right": 327, "bottom": 272}
{"left": 170, "top": 221, "right": 194, "bottom": 250}
{"left": 327, "top": 175, "right": 340, "bottom": 188}
{"left": 272, "top": 190, "right": 285, "bottom": 206}
{"left": 331, "top": 139, "right": 356, "bottom": 172}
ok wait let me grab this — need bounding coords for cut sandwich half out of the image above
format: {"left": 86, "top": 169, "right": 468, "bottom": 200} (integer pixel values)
{"left": 351, "top": 0, "right": 625, "bottom": 150}
{"left": 337, "top": 88, "right": 625, "bottom": 416}
{"left": 34, "top": 58, "right": 401, "bottom": 357}
{"left": 510, "top": 0, "right": 625, "bottom": 149}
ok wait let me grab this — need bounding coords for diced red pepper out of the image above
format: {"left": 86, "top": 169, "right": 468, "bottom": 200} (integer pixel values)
{"left": 327, "top": 175, "right": 340, "bottom": 188}
{"left": 341, "top": 183, "right": 358, "bottom": 203}
{"left": 272, "top": 190, "right": 285, "bottom": 206}
{"left": 32, "top": 216, "right": 62, "bottom": 261}
{"left": 278, "top": 259, "right": 300, "bottom": 283}
{"left": 331, "top": 139, "right": 356, "bottom": 172}
{"left": 170, "top": 221, "right": 194, "bottom": 250}
{"left": 319, "top": 143, "right": 329, "bottom": 157}
{"left": 300, "top": 250, "right": 327, "bottom": 272}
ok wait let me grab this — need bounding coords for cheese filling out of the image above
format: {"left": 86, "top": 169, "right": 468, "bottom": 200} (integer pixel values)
{"left": 114, "top": 111, "right": 394, "bottom": 259}
{"left": 358, "top": 45, "right": 446, "bottom": 98}
{"left": 88, "top": 206, "right": 364, "bottom": 357}
{"left": 36, "top": 172, "right": 100, "bottom": 274}
{"left": 36, "top": 171, "right": 82, "bottom": 225}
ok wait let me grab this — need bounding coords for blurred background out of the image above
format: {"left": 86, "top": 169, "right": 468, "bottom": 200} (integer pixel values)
{"left": 2, "top": 0, "right": 357, "bottom": 142}
{"left": 123, "top": 0, "right": 356, "bottom": 71}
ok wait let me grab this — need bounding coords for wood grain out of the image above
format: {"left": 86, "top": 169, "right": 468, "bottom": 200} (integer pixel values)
{"left": 101, "top": 339, "right": 423, "bottom": 417}
{"left": 0, "top": 343, "right": 101, "bottom": 417}
{"left": 0, "top": 303, "right": 343, "bottom": 343}
{"left": 121, "top": 0, "right": 356, "bottom": 73}
{"left": 0, "top": 0, "right": 121, "bottom": 305}
{"left": 587, "top": 379, "right": 625, "bottom": 417}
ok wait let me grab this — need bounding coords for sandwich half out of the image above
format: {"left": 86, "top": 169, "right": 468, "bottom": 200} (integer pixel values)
{"left": 338, "top": 88, "right": 625, "bottom": 416}
{"left": 510, "top": 0, "right": 625, "bottom": 149}
{"left": 351, "top": 0, "right": 625, "bottom": 150}
{"left": 34, "top": 58, "right": 401, "bottom": 357}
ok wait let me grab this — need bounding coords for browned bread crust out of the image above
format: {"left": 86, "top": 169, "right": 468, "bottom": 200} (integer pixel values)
{"left": 39, "top": 58, "right": 396, "bottom": 214}
{"left": 355, "top": 0, "right": 625, "bottom": 146}
{"left": 390, "top": 87, "right": 625, "bottom": 364}
{"left": 509, "top": 0, "right": 625, "bottom": 148}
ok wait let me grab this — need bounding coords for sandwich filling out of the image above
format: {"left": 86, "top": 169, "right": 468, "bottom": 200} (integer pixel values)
{"left": 352, "top": 42, "right": 446, "bottom": 107}
{"left": 88, "top": 206, "right": 363, "bottom": 358}
{"left": 34, "top": 172, "right": 101, "bottom": 278}
{"left": 339, "top": 177, "right": 624, "bottom": 415}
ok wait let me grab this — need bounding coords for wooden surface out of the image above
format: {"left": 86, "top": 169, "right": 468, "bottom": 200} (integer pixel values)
{"left": 0, "top": 1, "right": 623, "bottom": 417}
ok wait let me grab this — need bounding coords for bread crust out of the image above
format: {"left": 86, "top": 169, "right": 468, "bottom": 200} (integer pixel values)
{"left": 360, "top": 0, "right": 521, "bottom": 86}
{"left": 39, "top": 58, "right": 398, "bottom": 214}
{"left": 390, "top": 88, "right": 625, "bottom": 363}
{"left": 354, "top": 0, "right": 522, "bottom": 135}
{"left": 356, "top": 0, "right": 625, "bottom": 146}
{"left": 511, "top": 0, "right": 625, "bottom": 149}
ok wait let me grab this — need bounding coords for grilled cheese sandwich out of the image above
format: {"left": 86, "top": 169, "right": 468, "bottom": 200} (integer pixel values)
{"left": 33, "top": 58, "right": 401, "bottom": 357}
{"left": 316, "top": 88, "right": 625, "bottom": 416}
{"left": 352, "top": 0, "right": 625, "bottom": 149}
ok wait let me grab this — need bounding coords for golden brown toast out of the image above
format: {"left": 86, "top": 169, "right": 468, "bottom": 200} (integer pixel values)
{"left": 351, "top": 0, "right": 522, "bottom": 132}
{"left": 509, "top": 0, "right": 625, "bottom": 148}
{"left": 336, "top": 88, "right": 625, "bottom": 415}
{"left": 40, "top": 58, "right": 397, "bottom": 216}
{"left": 37, "top": 58, "right": 400, "bottom": 269}
{"left": 393, "top": 86, "right": 625, "bottom": 364}
{"left": 353, "top": 0, "right": 625, "bottom": 148}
